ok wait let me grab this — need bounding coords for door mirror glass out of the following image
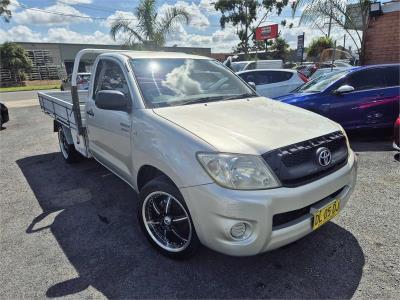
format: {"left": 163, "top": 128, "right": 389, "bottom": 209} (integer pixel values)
{"left": 95, "top": 90, "right": 128, "bottom": 111}
{"left": 247, "top": 81, "right": 256, "bottom": 91}
{"left": 334, "top": 85, "right": 354, "bottom": 95}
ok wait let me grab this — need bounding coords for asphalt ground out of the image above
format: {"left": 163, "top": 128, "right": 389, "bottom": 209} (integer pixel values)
{"left": 0, "top": 91, "right": 399, "bottom": 299}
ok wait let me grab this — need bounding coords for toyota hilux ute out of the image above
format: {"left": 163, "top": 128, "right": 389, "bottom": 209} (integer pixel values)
{"left": 38, "top": 49, "right": 357, "bottom": 258}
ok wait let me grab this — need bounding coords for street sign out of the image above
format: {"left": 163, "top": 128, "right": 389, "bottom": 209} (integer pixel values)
{"left": 297, "top": 33, "right": 305, "bottom": 61}
{"left": 255, "top": 24, "right": 279, "bottom": 41}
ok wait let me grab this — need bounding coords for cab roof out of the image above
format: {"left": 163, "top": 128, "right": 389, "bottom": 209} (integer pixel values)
{"left": 114, "top": 51, "right": 210, "bottom": 60}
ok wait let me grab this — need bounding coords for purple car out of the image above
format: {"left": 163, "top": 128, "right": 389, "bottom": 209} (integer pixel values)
{"left": 276, "top": 64, "right": 400, "bottom": 130}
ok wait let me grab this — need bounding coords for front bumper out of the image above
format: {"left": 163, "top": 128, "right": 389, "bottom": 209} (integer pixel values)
{"left": 180, "top": 150, "right": 358, "bottom": 256}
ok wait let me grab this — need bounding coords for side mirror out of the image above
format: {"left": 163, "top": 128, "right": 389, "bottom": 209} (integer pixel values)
{"left": 333, "top": 85, "right": 354, "bottom": 95}
{"left": 95, "top": 90, "right": 129, "bottom": 111}
{"left": 247, "top": 81, "right": 256, "bottom": 91}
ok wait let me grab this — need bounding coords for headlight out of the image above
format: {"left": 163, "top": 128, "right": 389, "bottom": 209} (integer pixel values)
{"left": 197, "top": 153, "right": 280, "bottom": 190}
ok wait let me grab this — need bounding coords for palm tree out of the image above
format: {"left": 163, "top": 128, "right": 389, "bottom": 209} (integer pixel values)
{"left": 1, "top": 0, "right": 12, "bottom": 23}
{"left": 110, "top": 0, "right": 190, "bottom": 49}
{"left": 292, "top": 0, "right": 370, "bottom": 63}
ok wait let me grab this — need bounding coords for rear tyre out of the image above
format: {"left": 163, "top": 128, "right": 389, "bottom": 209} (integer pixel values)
{"left": 58, "top": 127, "right": 81, "bottom": 163}
{"left": 138, "top": 177, "right": 200, "bottom": 259}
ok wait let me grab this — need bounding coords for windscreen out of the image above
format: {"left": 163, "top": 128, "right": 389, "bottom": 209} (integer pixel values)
{"left": 297, "top": 70, "right": 348, "bottom": 93}
{"left": 130, "top": 58, "right": 256, "bottom": 108}
{"left": 230, "top": 62, "right": 248, "bottom": 72}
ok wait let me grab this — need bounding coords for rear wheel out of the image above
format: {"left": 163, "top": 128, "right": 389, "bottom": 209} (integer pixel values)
{"left": 58, "top": 128, "right": 81, "bottom": 163}
{"left": 138, "top": 177, "right": 200, "bottom": 259}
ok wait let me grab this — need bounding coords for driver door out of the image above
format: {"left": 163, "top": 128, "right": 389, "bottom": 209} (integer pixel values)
{"left": 326, "top": 68, "right": 389, "bottom": 129}
{"left": 85, "top": 58, "right": 133, "bottom": 181}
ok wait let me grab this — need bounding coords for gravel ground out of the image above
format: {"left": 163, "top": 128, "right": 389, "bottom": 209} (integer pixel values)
{"left": 0, "top": 98, "right": 399, "bottom": 299}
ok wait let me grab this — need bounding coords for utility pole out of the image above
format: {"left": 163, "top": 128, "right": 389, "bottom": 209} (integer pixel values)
{"left": 327, "top": 7, "right": 333, "bottom": 37}
{"left": 343, "top": 34, "right": 346, "bottom": 50}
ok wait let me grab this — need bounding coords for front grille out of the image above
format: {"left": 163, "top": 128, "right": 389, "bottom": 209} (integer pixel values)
{"left": 272, "top": 187, "right": 344, "bottom": 227}
{"left": 263, "top": 131, "right": 348, "bottom": 187}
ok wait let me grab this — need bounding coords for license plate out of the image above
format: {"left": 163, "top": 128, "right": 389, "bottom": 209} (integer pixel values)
{"left": 312, "top": 199, "right": 340, "bottom": 230}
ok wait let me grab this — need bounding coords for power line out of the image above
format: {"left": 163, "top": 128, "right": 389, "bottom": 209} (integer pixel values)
{"left": 56, "top": 0, "right": 120, "bottom": 13}
{"left": 9, "top": 2, "right": 133, "bottom": 20}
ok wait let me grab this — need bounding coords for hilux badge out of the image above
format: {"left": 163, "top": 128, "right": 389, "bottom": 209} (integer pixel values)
{"left": 316, "top": 147, "right": 331, "bottom": 167}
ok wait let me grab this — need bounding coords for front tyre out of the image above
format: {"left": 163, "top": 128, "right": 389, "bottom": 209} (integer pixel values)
{"left": 58, "top": 127, "right": 81, "bottom": 163}
{"left": 138, "top": 177, "right": 200, "bottom": 259}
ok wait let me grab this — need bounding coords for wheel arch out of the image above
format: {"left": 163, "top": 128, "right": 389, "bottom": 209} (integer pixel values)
{"left": 136, "top": 164, "right": 177, "bottom": 192}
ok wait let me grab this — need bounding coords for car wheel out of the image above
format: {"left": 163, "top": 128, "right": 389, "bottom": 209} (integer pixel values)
{"left": 138, "top": 177, "right": 200, "bottom": 259}
{"left": 58, "top": 127, "right": 81, "bottom": 163}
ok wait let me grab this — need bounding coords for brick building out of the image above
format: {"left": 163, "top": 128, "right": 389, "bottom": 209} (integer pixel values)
{"left": 364, "top": 1, "right": 400, "bottom": 64}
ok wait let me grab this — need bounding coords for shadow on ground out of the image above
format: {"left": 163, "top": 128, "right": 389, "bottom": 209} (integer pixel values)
{"left": 347, "top": 128, "right": 396, "bottom": 152}
{"left": 17, "top": 153, "right": 365, "bottom": 299}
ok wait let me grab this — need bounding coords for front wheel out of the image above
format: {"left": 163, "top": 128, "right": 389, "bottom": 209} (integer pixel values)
{"left": 58, "top": 127, "right": 81, "bottom": 163}
{"left": 138, "top": 177, "right": 200, "bottom": 259}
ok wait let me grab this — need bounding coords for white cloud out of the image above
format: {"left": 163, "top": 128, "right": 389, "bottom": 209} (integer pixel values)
{"left": 159, "top": 1, "right": 210, "bottom": 30}
{"left": 199, "top": 0, "right": 218, "bottom": 15}
{"left": 13, "top": 3, "right": 91, "bottom": 25}
{"left": 101, "top": 10, "right": 138, "bottom": 29}
{"left": 166, "top": 24, "right": 239, "bottom": 52}
{"left": 45, "top": 28, "right": 115, "bottom": 44}
{"left": 0, "top": 25, "right": 41, "bottom": 44}
{"left": 0, "top": 25, "right": 115, "bottom": 45}
{"left": 57, "top": 0, "right": 93, "bottom": 4}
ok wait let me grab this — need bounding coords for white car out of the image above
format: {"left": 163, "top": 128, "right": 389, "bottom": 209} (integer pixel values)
{"left": 38, "top": 49, "right": 357, "bottom": 258}
{"left": 229, "top": 60, "right": 283, "bottom": 72}
{"left": 61, "top": 72, "right": 91, "bottom": 91}
{"left": 237, "top": 69, "right": 308, "bottom": 98}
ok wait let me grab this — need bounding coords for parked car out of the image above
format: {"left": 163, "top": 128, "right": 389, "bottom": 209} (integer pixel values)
{"left": 276, "top": 64, "right": 400, "bottom": 130}
{"left": 61, "top": 72, "right": 91, "bottom": 91}
{"left": 0, "top": 102, "right": 9, "bottom": 130}
{"left": 38, "top": 49, "right": 357, "bottom": 258}
{"left": 394, "top": 116, "right": 400, "bottom": 151}
{"left": 229, "top": 60, "right": 283, "bottom": 72}
{"left": 237, "top": 69, "right": 308, "bottom": 98}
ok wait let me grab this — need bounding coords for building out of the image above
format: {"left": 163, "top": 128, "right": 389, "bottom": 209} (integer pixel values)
{"left": 0, "top": 42, "right": 211, "bottom": 84}
{"left": 364, "top": 1, "right": 400, "bottom": 64}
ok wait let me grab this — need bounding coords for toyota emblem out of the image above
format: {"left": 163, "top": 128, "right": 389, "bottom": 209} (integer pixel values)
{"left": 316, "top": 147, "right": 332, "bottom": 167}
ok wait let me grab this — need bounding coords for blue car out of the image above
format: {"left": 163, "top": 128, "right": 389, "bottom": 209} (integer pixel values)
{"left": 276, "top": 64, "right": 400, "bottom": 130}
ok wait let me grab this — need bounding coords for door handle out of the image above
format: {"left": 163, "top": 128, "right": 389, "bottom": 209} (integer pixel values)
{"left": 86, "top": 109, "right": 94, "bottom": 116}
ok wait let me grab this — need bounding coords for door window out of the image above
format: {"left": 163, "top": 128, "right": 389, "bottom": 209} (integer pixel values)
{"left": 93, "top": 60, "right": 130, "bottom": 100}
{"left": 384, "top": 66, "right": 400, "bottom": 87}
{"left": 239, "top": 72, "right": 257, "bottom": 84}
{"left": 346, "top": 68, "right": 387, "bottom": 91}
{"left": 255, "top": 71, "right": 293, "bottom": 85}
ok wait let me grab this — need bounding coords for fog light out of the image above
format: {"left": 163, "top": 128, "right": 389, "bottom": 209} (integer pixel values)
{"left": 230, "top": 222, "right": 250, "bottom": 240}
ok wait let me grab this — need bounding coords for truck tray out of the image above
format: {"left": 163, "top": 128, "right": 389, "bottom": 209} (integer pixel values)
{"left": 38, "top": 90, "right": 88, "bottom": 130}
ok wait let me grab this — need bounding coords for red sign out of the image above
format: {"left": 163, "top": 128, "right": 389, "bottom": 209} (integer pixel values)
{"left": 255, "top": 24, "right": 279, "bottom": 41}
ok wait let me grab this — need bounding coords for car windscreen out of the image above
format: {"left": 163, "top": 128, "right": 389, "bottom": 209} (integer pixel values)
{"left": 296, "top": 70, "right": 348, "bottom": 93}
{"left": 230, "top": 62, "right": 248, "bottom": 72}
{"left": 130, "top": 58, "right": 256, "bottom": 108}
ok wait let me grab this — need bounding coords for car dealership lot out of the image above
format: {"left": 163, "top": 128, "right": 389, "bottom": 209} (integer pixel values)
{"left": 0, "top": 93, "right": 399, "bottom": 299}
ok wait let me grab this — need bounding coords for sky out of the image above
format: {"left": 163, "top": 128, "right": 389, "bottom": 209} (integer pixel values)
{"left": 1, "top": 0, "right": 370, "bottom": 53}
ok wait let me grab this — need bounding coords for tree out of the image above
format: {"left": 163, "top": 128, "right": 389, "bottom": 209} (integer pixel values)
{"left": 306, "top": 36, "right": 334, "bottom": 60}
{"left": 294, "top": 0, "right": 370, "bottom": 63}
{"left": 269, "top": 37, "right": 290, "bottom": 60}
{"left": 0, "top": 42, "right": 32, "bottom": 83}
{"left": 110, "top": 0, "right": 189, "bottom": 48}
{"left": 214, "top": 0, "right": 258, "bottom": 56}
{"left": 0, "top": 0, "right": 11, "bottom": 22}
{"left": 214, "top": 0, "right": 289, "bottom": 57}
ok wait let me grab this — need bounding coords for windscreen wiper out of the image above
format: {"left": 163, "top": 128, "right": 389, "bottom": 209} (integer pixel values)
{"left": 223, "top": 93, "right": 258, "bottom": 100}
{"left": 180, "top": 95, "right": 227, "bottom": 106}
